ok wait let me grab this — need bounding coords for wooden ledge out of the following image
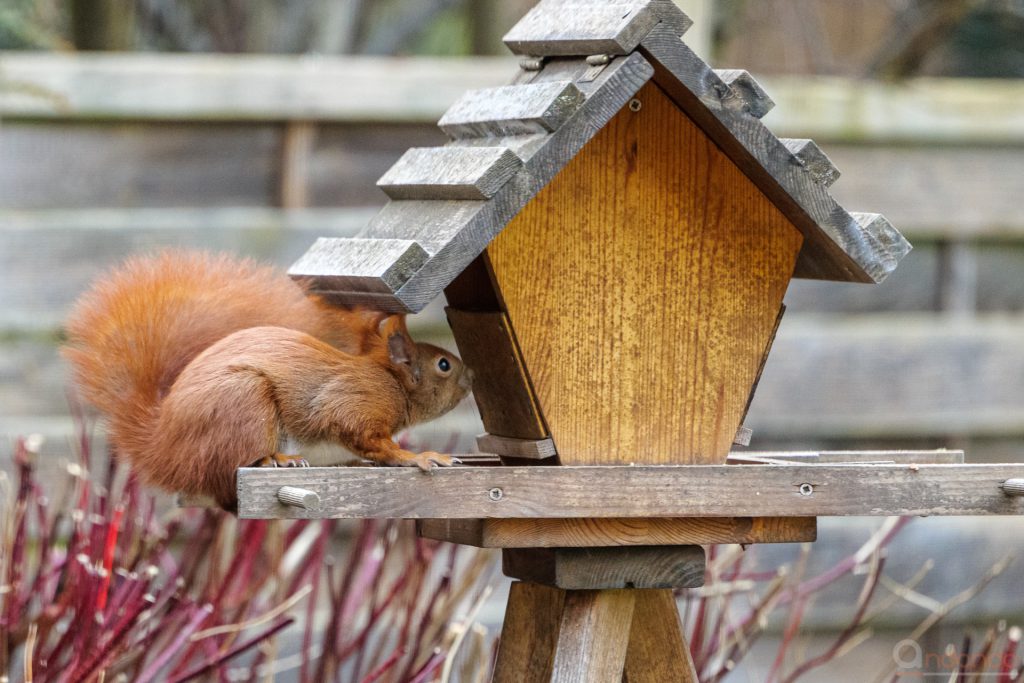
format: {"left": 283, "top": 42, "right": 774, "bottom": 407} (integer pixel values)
{"left": 417, "top": 517, "right": 817, "bottom": 547}
{"left": 236, "top": 460, "right": 1024, "bottom": 519}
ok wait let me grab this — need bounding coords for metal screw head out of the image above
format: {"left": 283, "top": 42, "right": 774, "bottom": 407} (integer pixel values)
{"left": 798, "top": 483, "right": 814, "bottom": 496}
{"left": 488, "top": 487, "right": 504, "bottom": 502}
{"left": 628, "top": 98, "right": 642, "bottom": 112}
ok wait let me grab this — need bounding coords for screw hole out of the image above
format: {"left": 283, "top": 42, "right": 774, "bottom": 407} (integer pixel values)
{"left": 488, "top": 487, "right": 504, "bottom": 502}
{"left": 798, "top": 483, "right": 814, "bottom": 496}
{"left": 628, "top": 98, "right": 642, "bottom": 112}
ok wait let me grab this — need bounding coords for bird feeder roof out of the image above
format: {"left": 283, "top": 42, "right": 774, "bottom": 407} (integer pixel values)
{"left": 290, "top": 0, "right": 911, "bottom": 313}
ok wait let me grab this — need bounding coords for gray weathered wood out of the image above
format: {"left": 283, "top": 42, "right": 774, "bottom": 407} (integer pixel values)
{"left": 782, "top": 138, "right": 840, "bottom": 187}
{"left": 503, "top": 546, "right": 706, "bottom": 589}
{"left": 733, "top": 426, "right": 753, "bottom": 447}
{"left": 746, "top": 318, "right": 1024, "bottom": 439}
{"left": 439, "top": 81, "right": 585, "bottom": 139}
{"left": 727, "top": 450, "right": 965, "bottom": 465}
{"left": 476, "top": 433, "right": 557, "bottom": 459}
{"left": 851, "top": 212, "right": 910, "bottom": 261}
{"left": 639, "top": 24, "right": 911, "bottom": 283}
{"left": 0, "top": 51, "right": 515, "bottom": 121}
{"left": 236, "top": 463, "right": 1024, "bottom": 519}
{"left": 715, "top": 68, "right": 775, "bottom": 118}
{"left": 502, "top": 1, "right": 691, "bottom": 57}
{"left": 376, "top": 146, "right": 522, "bottom": 201}
{"left": 5, "top": 54, "right": 1024, "bottom": 145}
{"left": 287, "top": 237, "right": 427, "bottom": 294}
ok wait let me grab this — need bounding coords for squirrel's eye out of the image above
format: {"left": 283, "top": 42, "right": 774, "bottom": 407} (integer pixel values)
{"left": 437, "top": 357, "right": 451, "bottom": 373}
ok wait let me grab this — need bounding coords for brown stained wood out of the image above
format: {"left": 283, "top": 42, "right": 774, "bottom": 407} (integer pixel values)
{"left": 416, "top": 516, "right": 816, "bottom": 548}
{"left": 503, "top": 546, "right": 706, "bottom": 590}
{"left": 486, "top": 81, "right": 803, "bottom": 466}
{"left": 492, "top": 582, "right": 565, "bottom": 683}
{"left": 442, "top": 252, "right": 503, "bottom": 312}
{"left": 445, "top": 308, "right": 548, "bottom": 440}
{"left": 550, "top": 590, "right": 637, "bottom": 683}
{"left": 235, "top": 463, "right": 1024, "bottom": 519}
{"left": 623, "top": 590, "right": 698, "bottom": 683}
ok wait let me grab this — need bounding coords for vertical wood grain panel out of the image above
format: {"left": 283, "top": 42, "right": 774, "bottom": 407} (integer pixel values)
{"left": 487, "top": 81, "right": 803, "bottom": 465}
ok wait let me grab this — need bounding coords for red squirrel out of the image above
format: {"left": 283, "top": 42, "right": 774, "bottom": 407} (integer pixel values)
{"left": 63, "top": 250, "right": 472, "bottom": 510}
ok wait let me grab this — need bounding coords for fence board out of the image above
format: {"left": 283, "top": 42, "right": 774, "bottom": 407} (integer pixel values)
{"left": 3, "top": 53, "right": 1022, "bottom": 143}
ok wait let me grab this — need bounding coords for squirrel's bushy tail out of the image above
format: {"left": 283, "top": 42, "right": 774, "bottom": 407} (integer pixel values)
{"left": 62, "top": 249, "right": 353, "bottom": 475}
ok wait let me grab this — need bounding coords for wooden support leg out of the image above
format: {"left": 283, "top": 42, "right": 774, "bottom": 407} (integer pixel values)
{"left": 623, "top": 589, "right": 698, "bottom": 683}
{"left": 493, "top": 582, "right": 565, "bottom": 683}
{"left": 549, "top": 589, "right": 637, "bottom": 683}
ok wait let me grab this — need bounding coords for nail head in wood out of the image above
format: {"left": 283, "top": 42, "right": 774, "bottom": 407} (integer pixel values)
{"left": 1001, "top": 479, "right": 1024, "bottom": 497}
{"left": 277, "top": 486, "right": 320, "bottom": 510}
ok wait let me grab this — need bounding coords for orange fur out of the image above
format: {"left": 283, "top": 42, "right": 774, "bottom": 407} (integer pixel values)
{"left": 63, "top": 250, "right": 471, "bottom": 509}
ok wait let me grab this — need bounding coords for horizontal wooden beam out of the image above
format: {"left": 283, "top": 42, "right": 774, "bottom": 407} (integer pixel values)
{"left": 502, "top": 546, "right": 706, "bottom": 590}
{"left": 236, "top": 462, "right": 1024, "bottom": 519}
{"left": 2, "top": 54, "right": 1021, "bottom": 142}
{"left": 416, "top": 516, "right": 817, "bottom": 547}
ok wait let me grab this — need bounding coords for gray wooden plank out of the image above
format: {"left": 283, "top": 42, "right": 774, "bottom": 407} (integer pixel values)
{"left": 715, "top": 68, "right": 775, "bottom": 118}
{"left": 287, "top": 237, "right": 427, "bottom": 294}
{"left": 502, "top": 1, "right": 691, "bottom": 57}
{"left": 781, "top": 138, "right": 840, "bottom": 187}
{"left": 236, "top": 463, "right": 1024, "bottom": 519}
{"left": 747, "top": 317, "right": 1024, "bottom": 439}
{"left": 639, "top": 24, "right": 912, "bottom": 283}
{"left": 0, "top": 207, "right": 375, "bottom": 331}
{"left": 476, "top": 433, "right": 557, "bottom": 459}
{"left": 502, "top": 546, "right": 706, "bottom": 589}
{"left": 0, "top": 121, "right": 443, "bottom": 210}
{"left": 0, "top": 52, "right": 515, "bottom": 121}
{"left": 376, "top": 146, "right": 522, "bottom": 200}
{"left": 4, "top": 54, "right": 1024, "bottom": 145}
{"left": 438, "top": 81, "right": 585, "bottom": 139}
{"left": 726, "top": 450, "right": 965, "bottom": 465}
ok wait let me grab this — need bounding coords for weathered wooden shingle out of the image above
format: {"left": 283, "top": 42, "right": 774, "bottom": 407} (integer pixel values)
{"left": 782, "top": 138, "right": 841, "bottom": 187}
{"left": 288, "top": 237, "right": 427, "bottom": 294}
{"left": 439, "top": 81, "right": 585, "bottom": 139}
{"left": 715, "top": 69, "right": 775, "bottom": 119}
{"left": 503, "top": 0, "right": 691, "bottom": 57}
{"left": 376, "top": 146, "right": 523, "bottom": 201}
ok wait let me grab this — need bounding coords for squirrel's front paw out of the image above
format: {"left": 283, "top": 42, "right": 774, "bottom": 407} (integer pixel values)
{"left": 377, "top": 449, "right": 459, "bottom": 471}
{"left": 411, "top": 451, "right": 458, "bottom": 471}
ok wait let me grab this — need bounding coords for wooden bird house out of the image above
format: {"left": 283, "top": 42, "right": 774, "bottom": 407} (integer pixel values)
{"left": 238, "top": 2, "right": 1024, "bottom": 680}
{"left": 288, "top": 0, "right": 909, "bottom": 470}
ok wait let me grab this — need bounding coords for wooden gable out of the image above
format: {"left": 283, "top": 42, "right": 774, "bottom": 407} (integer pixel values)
{"left": 482, "top": 82, "right": 803, "bottom": 465}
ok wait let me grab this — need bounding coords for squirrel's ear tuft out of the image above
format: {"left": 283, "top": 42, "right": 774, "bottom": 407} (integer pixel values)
{"left": 384, "top": 315, "right": 420, "bottom": 384}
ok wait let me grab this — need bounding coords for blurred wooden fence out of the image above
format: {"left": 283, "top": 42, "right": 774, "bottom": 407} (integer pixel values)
{"left": 3, "top": 52, "right": 1024, "bottom": 453}
{"left": 2, "top": 53, "right": 1024, "bottom": 631}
